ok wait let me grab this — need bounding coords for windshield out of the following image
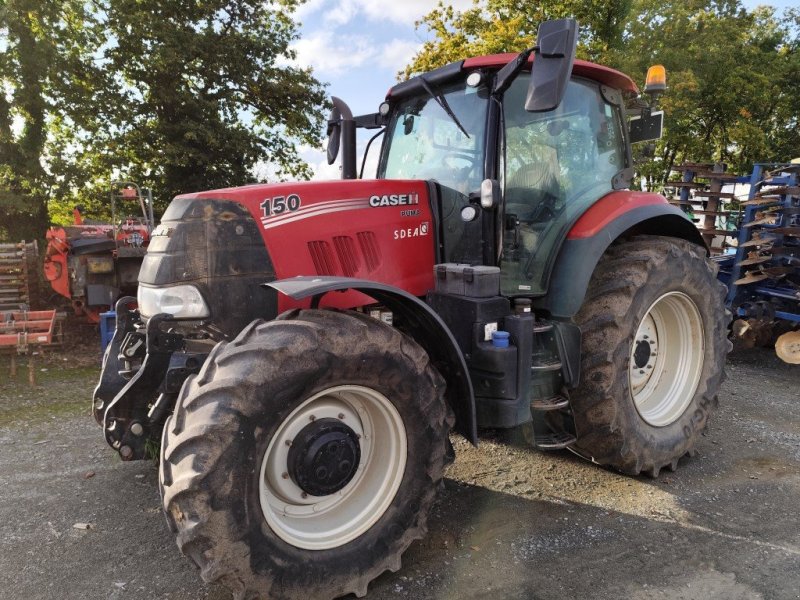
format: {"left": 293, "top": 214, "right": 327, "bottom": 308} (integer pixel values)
{"left": 378, "top": 82, "right": 489, "bottom": 195}
{"left": 500, "top": 74, "right": 627, "bottom": 296}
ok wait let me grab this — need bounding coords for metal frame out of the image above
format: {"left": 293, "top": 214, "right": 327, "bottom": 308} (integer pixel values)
{"left": 717, "top": 163, "right": 800, "bottom": 323}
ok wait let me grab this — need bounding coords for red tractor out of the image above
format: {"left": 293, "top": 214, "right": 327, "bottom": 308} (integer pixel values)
{"left": 43, "top": 182, "right": 154, "bottom": 322}
{"left": 94, "top": 20, "right": 728, "bottom": 600}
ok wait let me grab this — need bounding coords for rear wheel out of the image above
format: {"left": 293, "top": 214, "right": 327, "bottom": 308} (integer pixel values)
{"left": 570, "top": 236, "right": 730, "bottom": 476}
{"left": 159, "top": 309, "right": 452, "bottom": 599}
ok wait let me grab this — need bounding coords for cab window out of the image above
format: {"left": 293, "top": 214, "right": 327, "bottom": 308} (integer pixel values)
{"left": 500, "top": 75, "right": 626, "bottom": 296}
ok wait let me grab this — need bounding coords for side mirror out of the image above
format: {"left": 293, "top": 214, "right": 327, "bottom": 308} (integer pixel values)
{"left": 525, "top": 18, "right": 578, "bottom": 112}
{"left": 326, "top": 105, "right": 342, "bottom": 165}
{"left": 629, "top": 110, "right": 664, "bottom": 144}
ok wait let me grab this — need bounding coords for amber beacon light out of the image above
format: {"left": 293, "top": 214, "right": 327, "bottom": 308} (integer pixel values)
{"left": 644, "top": 64, "right": 667, "bottom": 94}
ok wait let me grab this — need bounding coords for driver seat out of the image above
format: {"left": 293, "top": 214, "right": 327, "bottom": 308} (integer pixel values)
{"left": 505, "top": 157, "right": 561, "bottom": 222}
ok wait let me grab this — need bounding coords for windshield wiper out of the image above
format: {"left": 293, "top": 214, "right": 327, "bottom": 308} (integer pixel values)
{"left": 418, "top": 75, "right": 470, "bottom": 139}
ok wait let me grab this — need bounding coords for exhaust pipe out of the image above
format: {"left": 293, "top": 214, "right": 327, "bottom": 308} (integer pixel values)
{"left": 326, "top": 97, "right": 357, "bottom": 180}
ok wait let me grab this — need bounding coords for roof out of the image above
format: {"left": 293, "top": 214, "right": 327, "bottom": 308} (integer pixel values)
{"left": 463, "top": 53, "right": 639, "bottom": 94}
{"left": 388, "top": 53, "right": 639, "bottom": 101}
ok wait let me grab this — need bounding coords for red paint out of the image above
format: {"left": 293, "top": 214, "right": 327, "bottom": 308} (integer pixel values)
{"left": 462, "top": 55, "right": 638, "bottom": 94}
{"left": 178, "top": 180, "right": 436, "bottom": 311}
{"left": 567, "top": 191, "right": 669, "bottom": 239}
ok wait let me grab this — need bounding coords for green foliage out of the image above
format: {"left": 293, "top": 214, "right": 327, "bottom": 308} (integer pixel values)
{"left": 0, "top": 0, "right": 325, "bottom": 241}
{"left": 0, "top": 0, "right": 106, "bottom": 240}
{"left": 404, "top": 0, "right": 800, "bottom": 189}
{"left": 402, "top": 0, "right": 633, "bottom": 78}
{"left": 96, "top": 0, "right": 325, "bottom": 212}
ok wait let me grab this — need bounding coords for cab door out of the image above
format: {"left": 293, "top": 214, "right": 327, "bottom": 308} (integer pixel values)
{"left": 499, "top": 74, "right": 629, "bottom": 297}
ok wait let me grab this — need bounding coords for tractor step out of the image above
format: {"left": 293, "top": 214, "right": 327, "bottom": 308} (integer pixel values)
{"left": 531, "top": 395, "right": 570, "bottom": 411}
{"left": 531, "top": 360, "right": 562, "bottom": 372}
{"left": 534, "top": 431, "right": 577, "bottom": 450}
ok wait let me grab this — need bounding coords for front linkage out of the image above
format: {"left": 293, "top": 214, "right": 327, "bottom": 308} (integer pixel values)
{"left": 93, "top": 297, "right": 207, "bottom": 460}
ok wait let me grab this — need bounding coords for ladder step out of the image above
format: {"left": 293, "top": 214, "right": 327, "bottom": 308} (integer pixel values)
{"left": 531, "top": 395, "right": 570, "bottom": 411}
{"left": 531, "top": 360, "right": 562, "bottom": 373}
{"left": 534, "top": 431, "right": 577, "bottom": 450}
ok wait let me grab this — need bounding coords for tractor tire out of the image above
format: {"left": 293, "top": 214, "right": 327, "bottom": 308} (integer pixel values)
{"left": 570, "top": 235, "right": 731, "bottom": 477}
{"left": 159, "top": 309, "right": 452, "bottom": 600}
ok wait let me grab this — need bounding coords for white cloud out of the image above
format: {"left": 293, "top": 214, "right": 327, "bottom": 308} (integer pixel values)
{"left": 293, "top": 0, "right": 477, "bottom": 27}
{"left": 293, "top": 0, "right": 329, "bottom": 23}
{"left": 310, "top": 152, "right": 345, "bottom": 180}
{"left": 291, "top": 31, "right": 376, "bottom": 76}
{"left": 325, "top": 0, "right": 360, "bottom": 25}
{"left": 354, "top": 0, "right": 475, "bottom": 25}
{"left": 377, "top": 39, "right": 424, "bottom": 75}
{"left": 290, "top": 31, "right": 425, "bottom": 78}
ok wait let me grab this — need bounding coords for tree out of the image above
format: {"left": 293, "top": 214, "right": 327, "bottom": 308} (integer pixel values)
{"left": 96, "top": 0, "right": 325, "bottom": 211}
{"left": 0, "top": 0, "right": 106, "bottom": 241}
{"left": 402, "top": 0, "right": 634, "bottom": 78}
{"left": 611, "top": 0, "right": 797, "bottom": 185}
{"left": 0, "top": 0, "right": 326, "bottom": 241}
{"left": 403, "top": 0, "right": 800, "bottom": 188}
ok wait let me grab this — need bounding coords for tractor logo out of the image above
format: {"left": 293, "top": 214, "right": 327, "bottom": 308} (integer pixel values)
{"left": 369, "top": 193, "right": 420, "bottom": 207}
{"left": 394, "top": 221, "right": 429, "bottom": 240}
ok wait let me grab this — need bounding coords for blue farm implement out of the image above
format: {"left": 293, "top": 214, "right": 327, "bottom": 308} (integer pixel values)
{"left": 667, "top": 162, "right": 800, "bottom": 363}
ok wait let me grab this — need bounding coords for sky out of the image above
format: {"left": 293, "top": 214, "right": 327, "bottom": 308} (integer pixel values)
{"left": 290, "top": 0, "right": 473, "bottom": 179}
{"left": 289, "top": 0, "right": 798, "bottom": 180}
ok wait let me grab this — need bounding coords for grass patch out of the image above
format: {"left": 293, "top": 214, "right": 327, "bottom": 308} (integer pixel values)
{"left": 0, "top": 362, "right": 100, "bottom": 426}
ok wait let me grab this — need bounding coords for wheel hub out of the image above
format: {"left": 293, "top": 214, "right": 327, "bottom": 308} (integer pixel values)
{"left": 630, "top": 314, "right": 659, "bottom": 391}
{"left": 288, "top": 418, "right": 361, "bottom": 496}
{"left": 259, "top": 385, "right": 408, "bottom": 550}
{"left": 629, "top": 292, "right": 704, "bottom": 427}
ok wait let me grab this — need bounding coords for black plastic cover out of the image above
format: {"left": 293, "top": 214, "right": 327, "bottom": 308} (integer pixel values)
{"left": 139, "top": 197, "right": 277, "bottom": 337}
{"left": 388, "top": 61, "right": 465, "bottom": 102}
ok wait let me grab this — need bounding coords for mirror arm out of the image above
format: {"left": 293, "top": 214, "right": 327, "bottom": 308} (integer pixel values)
{"left": 354, "top": 113, "right": 385, "bottom": 129}
{"left": 492, "top": 46, "right": 537, "bottom": 97}
{"left": 359, "top": 128, "right": 385, "bottom": 179}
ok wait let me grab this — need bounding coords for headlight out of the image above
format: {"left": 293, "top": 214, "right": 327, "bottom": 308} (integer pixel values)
{"left": 138, "top": 284, "right": 210, "bottom": 319}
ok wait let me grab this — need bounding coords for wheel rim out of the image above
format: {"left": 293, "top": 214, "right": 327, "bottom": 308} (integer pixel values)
{"left": 259, "top": 385, "right": 407, "bottom": 550}
{"left": 629, "top": 292, "right": 704, "bottom": 427}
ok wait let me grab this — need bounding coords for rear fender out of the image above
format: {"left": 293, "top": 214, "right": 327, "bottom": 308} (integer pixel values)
{"left": 536, "top": 203, "right": 705, "bottom": 318}
{"left": 267, "top": 276, "right": 478, "bottom": 444}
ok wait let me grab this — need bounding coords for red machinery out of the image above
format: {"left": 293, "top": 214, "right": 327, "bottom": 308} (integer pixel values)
{"left": 0, "top": 310, "right": 59, "bottom": 350}
{"left": 43, "top": 182, "right": 154, "bottom": 322}
{"left": 0, "top": 241, "right": 59, "bottom": 352}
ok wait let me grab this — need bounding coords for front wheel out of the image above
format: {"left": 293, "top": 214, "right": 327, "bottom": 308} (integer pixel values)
{"left": 570, "top": 236, "right": 731, "bottom": 476}
{"left": 159, "top": 309, "right": 452, "bottom": 599}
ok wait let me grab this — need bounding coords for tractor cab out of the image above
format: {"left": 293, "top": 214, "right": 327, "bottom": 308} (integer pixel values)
{"left": 377, "top": 68, "right": 632, "bottom": 297}
{"left": 331, "top": 19, "right": 659, "bottom": 301}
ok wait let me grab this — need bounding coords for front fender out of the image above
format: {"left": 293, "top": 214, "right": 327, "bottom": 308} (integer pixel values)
{"left": 267, "top": 276, "right": 477, "bottom": 444}
{"left": 536, "top": 202, "right": 705, "bottom": 318}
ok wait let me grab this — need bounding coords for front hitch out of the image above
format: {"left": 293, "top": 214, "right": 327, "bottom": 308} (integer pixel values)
{"left": 93, "top": 298, "right": 206, "bottom": 460}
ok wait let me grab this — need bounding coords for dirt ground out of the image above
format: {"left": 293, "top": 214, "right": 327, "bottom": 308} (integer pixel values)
{"left": 0, "top": 338, "right": 798, "bottom": 600}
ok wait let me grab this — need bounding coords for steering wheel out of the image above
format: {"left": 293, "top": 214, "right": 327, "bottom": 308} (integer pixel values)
{"left": 442, "top": 152, "right": 477, "bottom": 173}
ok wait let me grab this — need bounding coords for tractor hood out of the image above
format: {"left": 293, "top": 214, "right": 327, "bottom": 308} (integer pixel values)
{"left": 140, "top": 180, "right": 437, "bottom": 333}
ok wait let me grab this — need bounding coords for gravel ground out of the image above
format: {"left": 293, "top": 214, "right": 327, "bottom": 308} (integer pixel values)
{"left": 0, "top": 346, "right": 798, "bottom": 600}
